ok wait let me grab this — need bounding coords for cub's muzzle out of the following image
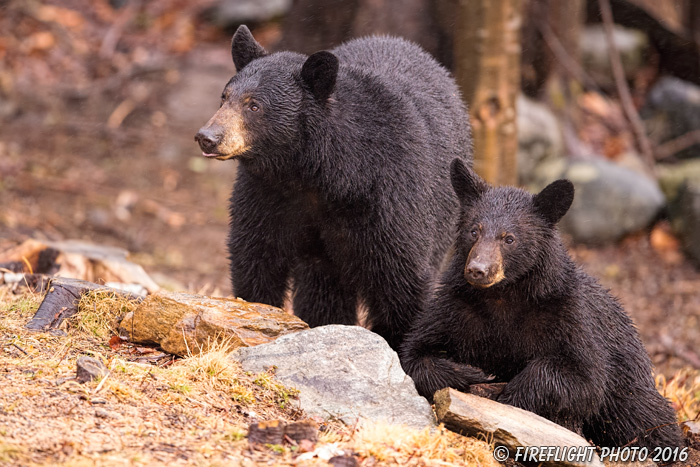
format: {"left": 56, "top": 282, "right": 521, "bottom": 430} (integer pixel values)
{"left": 464, "top": 240, "right": 505, "bottom": 288}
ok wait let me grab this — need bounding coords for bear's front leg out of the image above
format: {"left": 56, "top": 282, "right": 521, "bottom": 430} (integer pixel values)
{"left": 229, "top": 223, "right": 291, "bottom": 307}
{"left": 292, "top": 258, "right": 357, "bottom": 327}
{"left": 400, "top": 306, "right": 493, "bottom": 400}
{"left": 228, "top": 174, "right": 293, "bottom": 308}
{"left": 497, "top": 357, "right": 604, "bottom": 434}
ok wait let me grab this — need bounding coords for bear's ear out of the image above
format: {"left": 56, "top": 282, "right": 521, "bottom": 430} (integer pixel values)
{"left": 533, "top": 179, "right": 574, "bottom": 224}
{"left": 231, "top": 25, "right": 267, "bottom": 72}
{"left": 301, "top": 51, "right": 339, "bottom": 101}
{"left": 450, "top": 158, "right": 487, "bottom": 203}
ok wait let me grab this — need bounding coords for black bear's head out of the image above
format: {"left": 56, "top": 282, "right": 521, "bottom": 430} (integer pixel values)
{"left": 194, "top": 25, "right": 339, "bottom": 162}
{"left": 450, "top": 159, "right": 574, "bottom": 289}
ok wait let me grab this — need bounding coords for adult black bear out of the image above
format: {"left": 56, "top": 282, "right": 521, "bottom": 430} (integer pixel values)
{"left": 194, "top": 26, "right": 472, "bottom": 350}
{"left": 401, "top": 159, "right": 682, "bottom": 449}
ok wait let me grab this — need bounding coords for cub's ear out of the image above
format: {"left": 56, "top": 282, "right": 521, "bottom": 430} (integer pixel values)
{"left": 231, "top": 25, "right": 267, "bottom": 72}
{"left": 301, "top": 51, "right": 339, "bottom": 101}
{"left": 450, "top": 158, "right": 487, "bottom": 203}
{"left": 533, "top": 179, "right": 574, "bottom": 224}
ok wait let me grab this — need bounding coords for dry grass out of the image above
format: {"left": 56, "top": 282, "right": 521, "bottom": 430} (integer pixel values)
{"left": 73, "top": 290, "right": 140, "bottom": 340}
{"left": 0, "top": 288, "right": 497, "bottom": 466}
{"left": 0, "top": 289, "right": 305, "bottom": 466}
{"left": 324, "top": 423, "right": 499, "bottom": 466}
{"left": 658, "top": 368, "right": 700, "bottom": 423}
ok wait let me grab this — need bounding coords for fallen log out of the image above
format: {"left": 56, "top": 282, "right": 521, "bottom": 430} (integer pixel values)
{"left": 0, "top": 239, "right": 159, "bottom": 294}
{"left": 434, "top": 387, "right": 604, "bottom": 467}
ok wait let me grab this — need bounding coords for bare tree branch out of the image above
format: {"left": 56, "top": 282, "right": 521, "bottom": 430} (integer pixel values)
{"left": 598, "top": 0, "right": 655, "bottom": 172}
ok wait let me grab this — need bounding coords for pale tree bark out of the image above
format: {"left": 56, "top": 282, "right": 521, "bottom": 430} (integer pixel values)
{"left": 454, "top": 0, "right": 522, "bottom": 186}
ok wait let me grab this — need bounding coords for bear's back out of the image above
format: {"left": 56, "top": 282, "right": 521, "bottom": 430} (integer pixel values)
{"left": 332, "top": 37, "right": 447, "bottom": 83}
{"left": 332, "top": 37, "right": 467, "bottom": 126}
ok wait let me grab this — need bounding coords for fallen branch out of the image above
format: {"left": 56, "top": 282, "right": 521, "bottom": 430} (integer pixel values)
{"left": 589, "top": 0, "right": 700, "bottom": 86}
{"left": 536, "top": 14, "right": 601, "bottom": 93}
{"left": 598, "top": 0, "right": 655, "bottom": 172}
{"left": 655, "top": 129, "right": 700, "bottom": 162}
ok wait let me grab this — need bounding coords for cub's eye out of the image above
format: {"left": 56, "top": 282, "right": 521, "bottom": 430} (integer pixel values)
{"left": 470, "top": 228, "right": 479, "bottom": 238}
{"left": 504, "top": 235, "right": 515, "bottom": 245}
{"left": 248, "top": 102, "right": 260, "bottom": 112}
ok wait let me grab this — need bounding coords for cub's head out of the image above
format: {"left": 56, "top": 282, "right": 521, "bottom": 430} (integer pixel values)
{"left": 450, "top": 159, "right": 574, "bottom": 289}
{"left": 194, "top": 25, "right": 339, "bottom": 161}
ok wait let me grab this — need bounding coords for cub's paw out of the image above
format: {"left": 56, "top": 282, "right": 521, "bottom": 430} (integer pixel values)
{"left": 450, "top": 362, "right": 494, "bottom": 386}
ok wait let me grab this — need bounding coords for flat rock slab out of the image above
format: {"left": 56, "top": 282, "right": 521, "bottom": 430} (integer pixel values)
{"left": 434, "top": 388, "right": 603, "bottom": 467}
{"left": 232, "top": 325, "right": 436, "bottom": 429}
{"left": 119, "top": 292, "right": 308, "bottom": 356}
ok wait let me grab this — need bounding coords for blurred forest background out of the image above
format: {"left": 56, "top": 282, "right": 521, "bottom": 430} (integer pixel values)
{"left": 1, "top": 0, "right": 700, "bottom": 376}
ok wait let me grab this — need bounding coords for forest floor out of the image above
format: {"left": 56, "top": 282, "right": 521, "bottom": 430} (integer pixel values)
{"left": 0, "top": 289, "right": 501, "bottom": 466}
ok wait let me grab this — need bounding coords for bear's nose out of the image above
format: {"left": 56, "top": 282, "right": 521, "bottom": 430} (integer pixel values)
{"left": 195, "top": 128, "right": 220, "bottom": 154}
{"left": 466, "top": 262, "right": 487, "bottom": 281}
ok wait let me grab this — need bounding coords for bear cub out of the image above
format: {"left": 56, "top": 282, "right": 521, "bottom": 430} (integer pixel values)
{"left": 401, "top": 159, "right": 682, "bottom": 449}
{"left": 195, "top": 26, "right": 472, "bottom": 350}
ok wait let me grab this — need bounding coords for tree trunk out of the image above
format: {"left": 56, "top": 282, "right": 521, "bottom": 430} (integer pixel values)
{"left": 279, "top": 0, "right": 455, "bottom": 67}
{"left": 687, "top": 0, "right": 700, "bottom": 50}
{"left": 280, "top": 0, "right": 360, "bottom": 54}
{"left": 454, "top": 0, "right": 522, "bottom": 186}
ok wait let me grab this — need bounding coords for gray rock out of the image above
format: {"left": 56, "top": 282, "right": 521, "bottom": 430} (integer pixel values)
{"left": 674, "top": 181, "right": 700, "bottom": 265}
{"left": 657, "top": 159, "right": 700, "bottom": 202}
{"left": 435, "top": 388, "right": 603, "bottom": 467}
{"left": 232, "top": 325, "right": 436, "bottom": 429}
{"left": 643, "top": 77, "right": 700, "bottom": 159}
{"left": 212, "top": 0, "right": 291, "bottom": 26}
{"left": 531, "top": 158, "right": 665, "bottom": 244}
{"left": 517, "top": 95, "right": 564, "bottom": 185}
{"left": 76, "top": 356, "right": 108, "bottom": 383}
{"left": 580, "top": 25, "right": 648, "bottom": 89}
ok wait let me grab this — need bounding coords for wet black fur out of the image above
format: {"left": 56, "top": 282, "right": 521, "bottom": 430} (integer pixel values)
{"left": 223, "top": 26, "right": 472, "bottom": 350}
{"left": 401, "top": 159, "right": 682, "bottom": 449}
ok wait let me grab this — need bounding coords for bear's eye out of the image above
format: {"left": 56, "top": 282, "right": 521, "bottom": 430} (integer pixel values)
{"left": 470, "top": 228, "right": 479, "bottom": 238}
{"left": 504, "top": 235, "right": 515, "bottom": 245}
{"left": 248, "top": 101, "right": 260, "bottom": 112}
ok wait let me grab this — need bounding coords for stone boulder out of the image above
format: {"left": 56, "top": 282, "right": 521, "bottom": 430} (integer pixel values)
{"left": 674, "top": 181, "right": 700, "bottom": 265}
{"left": 232, "top": 325, "right": 436, "bottom": 429}
{"left": 643, "top": 77, "right": 700, "bottom": 160}
{"left": 580, "top": 25, "right": 648, "bottom": 90}
{"left": 531, "top": 158, "right": 665, "bottom": 244}
{"left": 209, "top": 0, "right": 291, "bottom": 27}
{"left": 517, "top": 95, "right": 564, "bottom": 185}
{"left": 657, "top": 159, "right": 700, "bottom": 202}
